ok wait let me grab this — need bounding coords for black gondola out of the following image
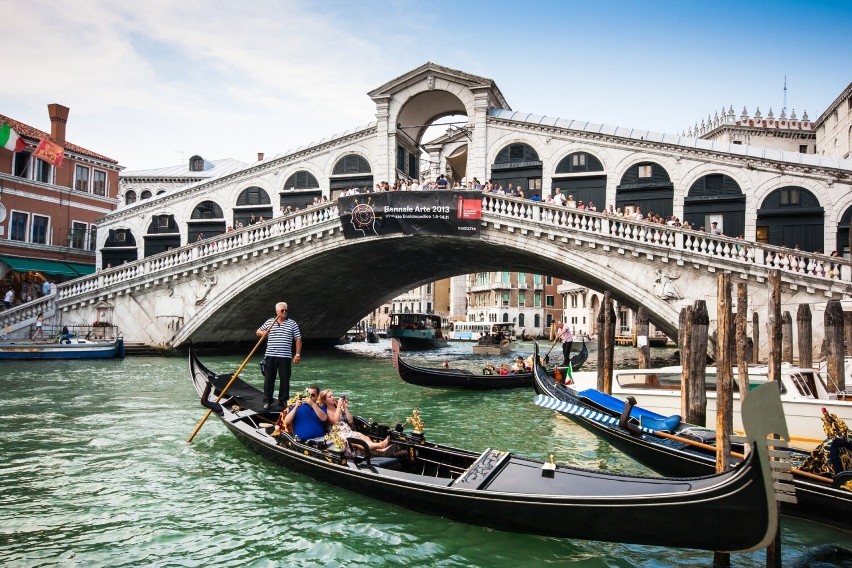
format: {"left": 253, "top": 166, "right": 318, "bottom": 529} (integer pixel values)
{"left": 531, "top": 350, "right": 852, "bottom": 532}
{"left": 391, "top": 338, "right": 588, "bottom": 390}
{"left": 189, "top": 347, "right": 784, "bottom": 551}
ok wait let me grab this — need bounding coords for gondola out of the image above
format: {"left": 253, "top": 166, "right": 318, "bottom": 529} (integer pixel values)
{"left": 188, "top": 347, "right": 783, "bottom": 551}
{"left": 392, "top": 338, "right": 588, "bottom": 390}
{"left": 531, "top": 349, "right": 852, "bottom": 532}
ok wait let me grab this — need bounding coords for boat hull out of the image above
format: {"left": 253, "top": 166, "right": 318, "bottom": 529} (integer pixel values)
{"left": 0, "top": 338, "right": 125, "bottom": 360}
{"left": 190, "top": 348, "right": 777, "bottom": 551}
{"left": 532, "top": 362, "right": 852, "bottom": 532}
{"left": 392, "top": 340, "right": 588, "bottom": 390}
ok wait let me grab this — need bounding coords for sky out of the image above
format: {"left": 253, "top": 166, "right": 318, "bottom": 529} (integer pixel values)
{"left": 3, "top": 0, "right": 851, "bottom": 172}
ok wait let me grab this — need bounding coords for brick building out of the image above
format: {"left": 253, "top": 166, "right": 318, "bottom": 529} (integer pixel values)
{"left": 0, "top": 104, "right": 121, "bottom": 306}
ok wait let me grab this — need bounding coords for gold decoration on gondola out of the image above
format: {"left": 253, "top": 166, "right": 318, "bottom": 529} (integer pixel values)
{"left": 326, "top": 424, "right": 346, "bottom": 452}
{"left": 405, "top": 408, "right": 425, "bottom": 434}
{"left": 797, "top": 408, "right": 852, "bottom": 486}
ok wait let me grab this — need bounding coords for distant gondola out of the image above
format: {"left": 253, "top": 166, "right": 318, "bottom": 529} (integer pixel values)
{"left": 392, "top": 339, "right": 588, "bottom": 390}
{"left": 530, "top": 349, "right": 852, "bottom": 532}
{"left": 188, "top": 346, "right": 784, "bottom": 551}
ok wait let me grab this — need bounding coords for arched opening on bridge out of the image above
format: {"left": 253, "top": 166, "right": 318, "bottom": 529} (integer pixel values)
{"left": 101, "top": 228, "right": 138, "bottom": 266}
{"left": 756, "top": 186, "right": 824, "bottom": 252}
{"left": 234, "top": 186, "right": 273, "bottom": 227}
{"left": 124, "top": 190, "right": 136, "bottom": 206}
{"left": 188, "top": 200, "right": 226, "bottom": 242}
{"left": 330, "top": 155, "right": 373, "bottom": 199}
{"left": 552, "top": 152, "right": 606, "bottom": 207}
{"left": 281, "top": 171, "right": 321, "bottom": 210}
{"left": 140, "top": 190, "right": 152, "bottom": 200}
{"left": 491, "top": 143, "right": 542, "bottom": 198}
{"left": 616, "top": 161, "right": 674, "bottom": 220}
{"left": 144, "top": 214, "right": 180, "bottom": 256}
{"left": 683, "top": 174, "right": 745, "bottom": 236}
{"left": 836, "top": 205, "right": 852, "bottom": 258}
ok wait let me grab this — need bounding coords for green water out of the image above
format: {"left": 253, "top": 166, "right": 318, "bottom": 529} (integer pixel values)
{"left": 1, "top": 341, "right": 850, "bottom": 567}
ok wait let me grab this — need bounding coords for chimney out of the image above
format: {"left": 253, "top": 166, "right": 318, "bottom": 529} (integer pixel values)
{"left": 257, "top": 152, "right": 264, "bottom": 161}
{"left": 48, "top": 103, "right": 70, "bottom": 145}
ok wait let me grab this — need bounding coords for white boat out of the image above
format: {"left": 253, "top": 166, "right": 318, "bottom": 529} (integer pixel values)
{"left": 471, "top": 322, "right": 515, "bottom": 355}
{"left": 569, "top": 363, "right": 851, "bottom": 450}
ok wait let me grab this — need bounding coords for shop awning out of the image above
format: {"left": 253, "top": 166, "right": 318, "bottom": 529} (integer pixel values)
{"left": 0, "top": 256, "right": 94, "bottom": 278}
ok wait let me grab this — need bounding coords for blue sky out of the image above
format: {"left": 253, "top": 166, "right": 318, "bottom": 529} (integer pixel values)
{"left": 3, "top": 0, "right": 850, "bottom": 171}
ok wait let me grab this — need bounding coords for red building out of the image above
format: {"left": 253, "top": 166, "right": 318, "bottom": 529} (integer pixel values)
{"left": 0, "top": 104, "right": 121, "bottom": 305}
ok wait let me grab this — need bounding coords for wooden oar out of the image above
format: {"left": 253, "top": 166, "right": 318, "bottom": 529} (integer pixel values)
{"left": 187, "top": 323, "right": 271, "bottom": 443}
{"left": 533, "top": 394, "right": 834, "bottom": 485}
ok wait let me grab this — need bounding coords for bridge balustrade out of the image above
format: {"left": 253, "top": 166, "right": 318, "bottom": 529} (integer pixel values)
{"left": 481, "top": 194, "right": 852, "bottom": 283}
{"left": 56, "top": 202, "right": 340, "bottom": 301}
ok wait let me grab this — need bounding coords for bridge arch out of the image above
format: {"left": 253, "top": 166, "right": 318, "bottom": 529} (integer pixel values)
{"left": 233, "top": 185, "right": 273, "bottom": 227}
{"left": 389, "top": 84, "right": 475, "bottom": 147}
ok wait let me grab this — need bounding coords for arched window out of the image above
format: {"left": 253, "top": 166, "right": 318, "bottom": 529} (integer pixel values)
{"left": 494, "top": 143, "right": 539, "bottom": 164}
{"left": 283, "top": 170, "right": 320, "bottom": 190}
{"left": 236, "top": 186, "right": 271, "bottom": 206}
{"left": 555, "top": 152, "right": 604, "bottom": 174}
{"left": 125, "top": 191, "right": 137, "bottom": 205}
{"left": 518, "top": 313, "right": 525, "bottom": 327}
{"left": 491, "top": 143, "right": 543, "bottom": 198}
{"left": 503, "top": 313, "right": 510, "bottom": 323}
{"left": 330, "top": 154, "right": 373, "bottom": 199}
{"left": 332, "top": 155, "right": 371, "bottom": 175}
{"left": 534, "top": 314, "right": 541, "bottom": 328}
{"left": 140, "top": 190, "right": 152, "bottom": 200}
{"left": 756, "top": 186, "right": 824, "bottom": 252}
{"left": 101, "top": 228, "right": 138, "bottom": 267}
{"left": 191, "top": 200, "right": 224, "bottom": 219}
{"left": 189, "top": 155, "right": 205, "bottom": 172}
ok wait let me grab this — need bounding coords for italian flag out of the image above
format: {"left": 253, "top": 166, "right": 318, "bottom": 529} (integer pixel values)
{"left": 0, "top": 122, "right": 25, "bottom": 152}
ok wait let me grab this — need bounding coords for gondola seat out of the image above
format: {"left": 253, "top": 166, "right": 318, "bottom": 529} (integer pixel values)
{"left": 349, "top": 438, "right": 401, "bottom": 470}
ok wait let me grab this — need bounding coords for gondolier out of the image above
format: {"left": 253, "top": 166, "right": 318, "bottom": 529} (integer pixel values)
{"left": 257, "top": 301, "right": 302, "bottom": 409}
{"left": 557, "top": 322, "right": 573, "bottom": 361}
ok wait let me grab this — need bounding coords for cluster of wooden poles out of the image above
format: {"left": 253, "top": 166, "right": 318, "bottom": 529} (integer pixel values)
{"left": 592, "top": 270, "right": 848, "bottom": 568}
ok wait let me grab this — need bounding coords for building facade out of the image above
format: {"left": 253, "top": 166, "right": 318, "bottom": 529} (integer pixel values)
{"left": 0, "top": 104, "right": 121, "bottom": 306}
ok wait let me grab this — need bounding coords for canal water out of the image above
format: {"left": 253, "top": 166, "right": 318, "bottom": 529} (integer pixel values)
{"left": 2, "top": 340, "right": 850, "bottom": 567}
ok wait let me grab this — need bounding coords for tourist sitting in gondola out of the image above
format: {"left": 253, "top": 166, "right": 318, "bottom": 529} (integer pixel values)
{"left": 498, "top": 363, "right": 509, "bottom": 375}
{"left": 319, "top": 389, "right": 392, "bottom": 455}
{"left": 283, "top": 385, "right": 328, "bottom": 442}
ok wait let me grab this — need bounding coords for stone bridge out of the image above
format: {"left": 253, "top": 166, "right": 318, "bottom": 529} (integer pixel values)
{"left": 3, "top": 194, "right": 851, "bottom": 353}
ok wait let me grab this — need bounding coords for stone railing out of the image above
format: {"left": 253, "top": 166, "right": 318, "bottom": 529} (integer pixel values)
{"left": 0, "top": 294, "right": 56, "bottom": 338}
{"left": 481, "top": 194, "right": 852, "bottom": 284}
{"left": 57, "top": 203, "right": 340, "bottom": 301}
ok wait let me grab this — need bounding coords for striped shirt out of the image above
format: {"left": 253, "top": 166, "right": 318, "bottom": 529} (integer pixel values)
{"left": 258, "top": 317, "right": 301, "bottom": 358}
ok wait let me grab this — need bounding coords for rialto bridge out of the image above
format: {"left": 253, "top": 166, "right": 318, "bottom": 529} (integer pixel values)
{"left": 3, "top": 194, "right": 852, "bottom": 356}
{"left": 4, "top": 63, "right": 851, "bottom": 353}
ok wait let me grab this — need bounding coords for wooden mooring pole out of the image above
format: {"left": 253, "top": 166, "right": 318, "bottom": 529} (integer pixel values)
{"left": 597, "top": 292, "right": 616, "bottom": 394}
{"left": 825, "top": 299, "right": 846, "bottom": 392}
{"left": 781, "top": 312, "right": 793, "bottom": 364}
{"left": 797, "top": 304, "right": 812, "bottom": 370}
{"left": 766, "top": 270, "right": 782, "bottom": 568}
{"left": 636, "top": 306, "right": 650, "bottom": 369}
{"left": 685, "top": 300, "right": 708, "bottom": 426}
{"left": 713, "top": 274, "right": 733, "bottom": 568}
{"left": 679, "top": 305, "right": 693, "bottom": 419}
{"left": 752, "top": 311, "right": 760, "bottom": 364}
{"left": 736, "top": 283, "right": 750, "bottom": 401}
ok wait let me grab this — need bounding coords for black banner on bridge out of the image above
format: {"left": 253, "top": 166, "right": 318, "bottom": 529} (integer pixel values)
{"left": 338, "top": 191, "right": 482, "bottom": 239}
